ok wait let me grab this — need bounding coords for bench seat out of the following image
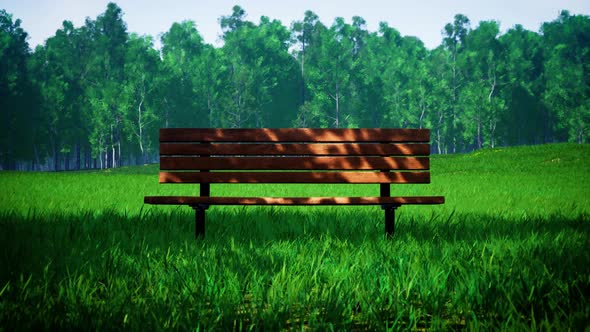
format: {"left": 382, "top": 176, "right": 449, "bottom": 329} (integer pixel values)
{"left": 144, "top": 196, "right": 444, "bottom": 205}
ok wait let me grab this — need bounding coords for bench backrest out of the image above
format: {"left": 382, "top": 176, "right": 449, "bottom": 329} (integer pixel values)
{"left": 158, "top": 128, "right": 432, "bottom": 194}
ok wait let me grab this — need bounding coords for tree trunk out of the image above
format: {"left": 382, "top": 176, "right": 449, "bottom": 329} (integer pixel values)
{"left": 85, "top": 145, "right": 91, "bottom": 169}
{"left": 334, "top": 83, "right": 340, "bottom": 128}
{"left": 164, "top": 97, "right": 170, "bottom": 128}
{"left": 207, "top": 93, "right": 214, "bottom": 128}
{"left": 110, "top": 124, "right": 116, "bottom": 168}
{"left": 336, "top": 92, "right": 340, "bottom": 128}
{"left": 436, "top": 129, "right": 442, "bottom": 155}
{"left": 487, "top": 71, "right": 497, "bottom": 149}
{"left": 33, "top": 145, "right": 40, "bottom": 171}
{"left": 137, "top": 97, "right": 146, "bottom": 164}
{"left": 300, "top": 41, "right": 306, "bottom": 106}
{"left": 451, "top": 51, "right": 458, "bottom": 154}
{"left": 490, "top": 119, "right": 497, "bottom": 148}
{"left": 53, "top": 140, "right": 59, "bottom": 172}
{"left": 437, "top": 111, "right": 444, "bottom": 154}
{"left": 419, "top": 103, "right": 426, "bottom": 129}
{"left": 75, "top": 142, "right": 81, "bottom": 170}
{"left": 477, "top": 115, "right": 482, "bottom": 149}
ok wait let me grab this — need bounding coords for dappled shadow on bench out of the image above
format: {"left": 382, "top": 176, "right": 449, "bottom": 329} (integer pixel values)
{"left": 157, "top": 127, "right": 433, "bottom": 185}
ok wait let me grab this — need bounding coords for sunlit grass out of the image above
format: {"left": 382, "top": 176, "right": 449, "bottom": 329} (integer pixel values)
{"left": 1, "top": 143, "right": 589, "bottom": 330}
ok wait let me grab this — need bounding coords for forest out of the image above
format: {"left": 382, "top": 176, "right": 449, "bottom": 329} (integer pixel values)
{"left": 1, "top": 3, "right": 589, "bottom": 171}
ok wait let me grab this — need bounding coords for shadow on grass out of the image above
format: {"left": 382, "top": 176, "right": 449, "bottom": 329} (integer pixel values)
{"left": 1, "top": 207, "right": 588, "bottom": 276}
{"left": 1, "top": 206, "right": 588, "bottom": 246}
{"left": 1, "top": 207, "right": 588, "bottom": 331}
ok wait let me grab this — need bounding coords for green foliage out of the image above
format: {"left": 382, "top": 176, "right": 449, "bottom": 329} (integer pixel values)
{"left": 160, "top": 20, "right": 206, "bottom": 128}
{"left": 0, "top": 9, "right": 38, "bottom": 167}
{"left": 1, "top": 5, "right": 590, "bottom": 169}
{"left": 542, "top": 11, "right": 590, "bottom": 143}
{"left": 221, "top": 12, "right": 299, "bottom": 128}
{"left": 0, "top": 144, "right": 589, "bottom": 329}
{"left": 122, "top": 33, "right": 162, "bottom": 162}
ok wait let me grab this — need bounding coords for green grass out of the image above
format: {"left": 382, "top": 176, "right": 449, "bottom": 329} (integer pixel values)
{"left": 1, "top": 143, "right": 589, "bottom": 330}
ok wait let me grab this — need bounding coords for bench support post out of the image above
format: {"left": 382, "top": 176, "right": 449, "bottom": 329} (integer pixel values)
{"left": 382, "top": 204, "right": 400, "bottom": 238}
{"left": 192, "top": 204, "right": 209, "bottom": 239}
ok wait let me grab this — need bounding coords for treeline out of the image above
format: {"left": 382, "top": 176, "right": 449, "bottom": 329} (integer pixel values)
{"left": 1, "top": 4, "right": 589, "bottom": 171}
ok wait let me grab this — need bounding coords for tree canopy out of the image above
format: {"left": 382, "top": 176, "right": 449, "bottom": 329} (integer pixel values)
{"left": 1, "top": 4, "right": 589, "bottom": 170}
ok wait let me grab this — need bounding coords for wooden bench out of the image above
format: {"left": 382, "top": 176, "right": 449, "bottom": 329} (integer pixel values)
{"left": 144, "top": 128, "right": 444, "bottom": 238}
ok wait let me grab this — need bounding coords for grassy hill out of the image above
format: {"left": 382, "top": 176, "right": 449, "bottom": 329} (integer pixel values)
{"left": 0, "top": 143, "right": 589, "bottom": 330}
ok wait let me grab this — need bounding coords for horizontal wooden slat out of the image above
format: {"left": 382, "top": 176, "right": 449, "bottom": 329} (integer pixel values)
{"left": 160, "top": 128, "right": 430, "bottom": 143}
{"left": 144, "top": 196, "right": 445, "bottom": 205}
{"left": 160, "top": 156, "right": 429, "bottom": 171}
{"left": 160, "top": 143, "right": 430, "bottom": 156}
{"left": 159, "top": 171, "right": 431, "bottom": 184}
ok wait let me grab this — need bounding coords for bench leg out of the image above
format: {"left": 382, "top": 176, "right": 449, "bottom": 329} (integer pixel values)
{"left": 192, "top": 205, "right": 209, "bottom": 239}
{"left": 383, "top": 205, "right": 400, "bottom": 238}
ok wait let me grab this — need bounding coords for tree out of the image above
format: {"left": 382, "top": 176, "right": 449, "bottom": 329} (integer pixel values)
{"left": 220, "top": 7, "right": 267, "bottom": 127}
{"left": 30, "top": 20, "right": 94, "bottom": 170}
{"left": 122, "top": 33, "right": 162, "bottom": 164}
{"left": 256, "top": 16, "right": 300, "bottom": 127}
{"left": 353, "top": 26, "right": 388, "bottom": 128}
{"left": 303, "top": 17, "right": 355, "bottom": 127}
{"left": 383, "top": 34, "right": 431, "bottom": 129}
{"left": 160, "top": 20, "right": 206, "bottom": 127}
{"left": 443, "top": 14, "right": 470, "bottom": 152}
{"left": 292, "top": 11, "right": 320, "bottom": 107}
{"left": 220, "top": 7, "right": 299, "bottom": 127}
{"left": 195, "top": 45, "right": 228, "bottom": 127}
{"left": 219, "top": 5, "right": 252, "bottom": 35}
{"left": 500, "top": 24, "right": 545, "bottom": 145}
{"left": 459, "top": 20, "right": 505, "bottom": 149}
{"left": 426, "top": 46, "right": 454, "bottom": 153}
{"left": 542, "top": 11, "right": 590, "bottom": 143}
{"left": 0, "top": 9, "right": 37, "bottom": 170}
{"left": 85, "top": 2, "right": 129, "bottom": 168}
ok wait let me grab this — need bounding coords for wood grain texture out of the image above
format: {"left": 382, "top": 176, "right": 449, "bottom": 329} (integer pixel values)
{"left": 160, "top": 143, "right": 430, "bottom": 156}
{"left": 146, "top": 128, "right": 445, "bottom": 225}
{"left": 158, "top": 171, "right": 431, "bottom": 184}
{"left": 160, "top": 156, "right": 429, "bottom": 171}
{"left": 160, "top": 128, "right": 430, "bottom": 143}
{"left": 144, "top": 196, "right": 445, "bottom": 205}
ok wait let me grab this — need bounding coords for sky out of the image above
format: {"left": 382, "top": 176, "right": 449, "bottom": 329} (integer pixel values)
{"left": 3, "top": 0, "right": 590, "bottom": 50}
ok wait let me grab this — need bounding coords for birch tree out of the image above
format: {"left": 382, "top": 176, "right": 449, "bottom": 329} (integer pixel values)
{"left": 123, "top": 34, "right": 161, "bottom": 163}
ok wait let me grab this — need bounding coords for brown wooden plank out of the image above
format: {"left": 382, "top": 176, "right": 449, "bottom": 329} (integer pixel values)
{"left": 160, "top": 128, "right": 430, "bottom": 143}
{"left": 159, "top": 171, "right": 431, "bottom": 184}
{"left": 160, "top": 156, "right": 429, "bottom": 171}
{"left": 160, "top": 143, "right": 430, "bottom": 156}
{"left": 145, "top": 195, "right": 445, "bottom": 205}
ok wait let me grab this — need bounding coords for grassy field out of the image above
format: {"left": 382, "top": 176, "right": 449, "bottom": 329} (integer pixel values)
{"left": 0, "top": 143, "right": 589, "bottom": 330}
